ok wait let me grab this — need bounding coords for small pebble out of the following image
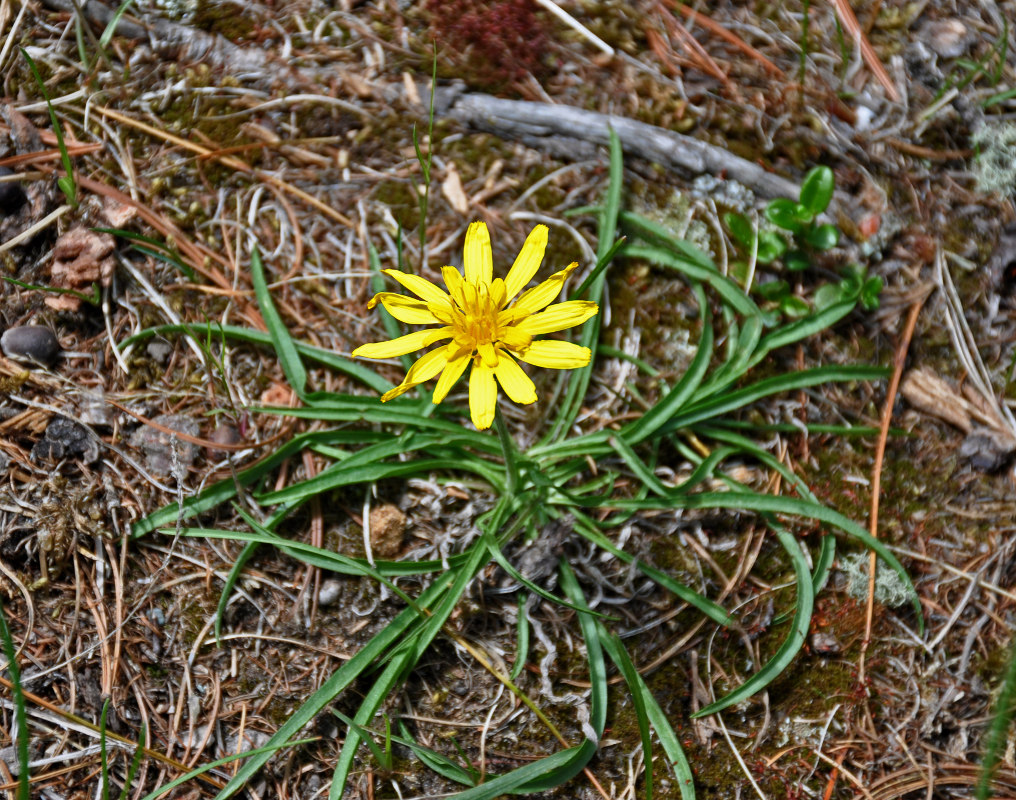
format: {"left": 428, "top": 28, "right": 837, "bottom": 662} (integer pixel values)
{"left": 129, "top": 413, "right": 200, "bottom": 476}
{"left": 146, "top": 339, "right": 173, "bottom": 364}
{"left": 0, "top": 167, "right": 27, "bottom": 215}
{"left": 1, "top": 326, "right": 60, "bottom": 366}
{"left": 206, "top": 423, "right": 241, "bottom": 456}
{"left": 318, "top": 579, "right": 342, "bottom": 607}
{"left": 369, "top": 503, "right": 407, "bottom": 559}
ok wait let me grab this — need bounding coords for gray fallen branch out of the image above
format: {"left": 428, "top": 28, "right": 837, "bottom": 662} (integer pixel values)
{"left": 439, "top": 88, "right": 802, "bottom": 200}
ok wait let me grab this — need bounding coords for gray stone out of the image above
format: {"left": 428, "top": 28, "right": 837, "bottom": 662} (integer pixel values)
{"left": 1, "top": 326, "right": 60, "bottom": 367}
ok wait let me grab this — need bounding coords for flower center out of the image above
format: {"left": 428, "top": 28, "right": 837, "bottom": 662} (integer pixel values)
{"left": 451, "top": 281, "right": 505, "bottom": 355}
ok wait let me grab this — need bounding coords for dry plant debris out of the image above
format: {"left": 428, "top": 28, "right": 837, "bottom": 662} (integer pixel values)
{"left": 0, "top": 1, "right": 1015, "bottom": 799}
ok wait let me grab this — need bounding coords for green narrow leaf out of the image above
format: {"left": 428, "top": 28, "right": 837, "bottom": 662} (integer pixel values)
{"left": 511, "top": 592, "right": 530, "bottom": 681}
{"left": 21, "top": 48, "right": 77, "bottom": 207}
{"left": 0, "top": 600, "right": 30, "bottom": 800}
{"left": 119, "top": 322, "right": 393, "bottom": 394}
{"left": 117, "top": 722, "right": 146, "bottom": 800}
{"left": 250, "top": 246, "right": 307, "bottom": 398}
{"left": 544, "top": 126, "right": 622, "bottom": 444}
{"left": 693, "top": 520, "right": 814, "bottom": 717}
{"left": 620, "top": 283, "right": 713, "bottom": 446}
{"left": 598, "top": 631, "right": 655, "bottom": 799}
{"left": 213, "top": 573, "right": 458, "bottom": 798}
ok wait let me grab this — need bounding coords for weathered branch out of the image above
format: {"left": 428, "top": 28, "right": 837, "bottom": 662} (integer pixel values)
{"left": 440, "top": 89, "right": 802, "bottom": 199}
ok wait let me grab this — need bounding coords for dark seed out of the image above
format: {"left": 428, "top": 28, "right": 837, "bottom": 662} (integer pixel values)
{"left": 0, "top": 167, "right": 28, "bottom": 215}
{"left": 1, "top": 326, "right": 60, "bottom": 366}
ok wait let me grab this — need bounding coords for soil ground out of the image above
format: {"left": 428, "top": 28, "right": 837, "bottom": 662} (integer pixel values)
{"left": 2, "top": 1, "right": 1016, "bottom": 798}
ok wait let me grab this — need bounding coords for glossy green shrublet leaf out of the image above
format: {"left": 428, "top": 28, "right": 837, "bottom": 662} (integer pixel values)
{"left": 785, "top": 250, "right": 811, "bottom": 272}
{"left": 724, "top": 211, "right": 755, "bottom": 248}
{"left": 806, "top": 222, "right": 840, "bottom": 250}
{"left": 799, "top": 165, "right": 835, "bottom": 216}
{"left": 761, "top": 307, "right": 783, "bottom": 327}
{"left": 813, "top": 283, "right": 843, "bottom": 310}
{"left": 780, "top": 295, "right": 811, "bottom": 318}
{"left": 860, "top": 275, "right": 883, "bottom": 309}
{"left": 755, "top": 279, "right": 789, "bottom": 301}
{"left": 765, "top": 198, "right": 804, "bottom": 233}
{"left": 757, "top": 230, "right": 788, "bottom": 263}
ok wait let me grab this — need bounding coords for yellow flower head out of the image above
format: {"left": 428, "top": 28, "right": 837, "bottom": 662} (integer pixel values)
{"left": 352, "top": 222, "right": 599, "bottom": 429}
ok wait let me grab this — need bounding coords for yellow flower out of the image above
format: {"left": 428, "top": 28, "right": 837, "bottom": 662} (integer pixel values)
{"left": 352, "top": 221, "right": 599, "bottom": 430}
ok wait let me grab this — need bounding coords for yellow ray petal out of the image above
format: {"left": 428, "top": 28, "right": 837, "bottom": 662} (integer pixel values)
{"left": 498, "top": 326, "right": 533, "bottom": 351}
{"left": 494, "top": 352, "right": 537, "bottom": 405}
{"left": 477, "top": 341, "right": 499, "bottom": 368}
{"left": 351, "top": 327, "right": 452, "bottom": 359}
{"left": 382, "top": 268, "right": 450, "bottom": 306}
{"left": 514, "top": 300, "right": 599, "bottom": 335}
{"left": 504, "top": 224, "right": 547, "bottom": 301}
{"left": 442, "top": 266, "right": 466, "bottom": 307}
{"left": 468, "top": 359, "right": 497, "bottom": 429}
{"left": 432, "top": 351, "right": 471, "bottom": 403}
{"left": 515, "top": 339, "right": 591, "bottom": 369}
{"left": 370, "top": 292, "right": 442, "bottom": 325}
{"left": 464, "top": 221, "right": 493, "bottom": 286}
{"left": 380, "top": 346, "right": 451, "bottom": 401}
{"left": 510, "top": 262, "right": 579, "bottom": 317}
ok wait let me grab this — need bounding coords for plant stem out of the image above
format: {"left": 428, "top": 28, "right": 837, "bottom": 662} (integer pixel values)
{"left": 493, "top": 404, "right": 518, "bottom": 497}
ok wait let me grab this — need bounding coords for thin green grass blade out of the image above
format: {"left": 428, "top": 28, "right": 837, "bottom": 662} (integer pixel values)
{"left": 119, "top": 324, "right": 392, "bottom": 393}
{"left": 258, "top": 400, "right": 498, "bottom": 449}
{"left": 331, "top": 711, "right": 393, "bottom": 770}
{"left": 620, "top": 242, "right": 758, "bottom": 319}
{"left": 661, "top": 365, "right": 889, "bottom": 434}
{"left": 21, "top": 48, "right": 76, "bottom": 206}
{"left": 609, "top": 435, "right": 670, "bottom": 496}
{"left": 448, "top": 745, "right": 590, "bottom": 800}
{"left": 620, "top": 284, "right": 713, "bottom": 446}
{"left": 976, "top": 636, "right": 1016, "bottom": 799}
{"left": 489, "top": 560, "right": 604, "bottom": 794}
{"left": 258, "top": 457, "right": 504, "bottom": 506}
{"left": 692, "top": 520, "right": 813, "bottom": 718}
{"left": 330, "top": 542, "right": 487, "bottom": 799}
{"left": 397, "top": 722, "right": 479, "bottom": 786}
{"left": 482, "top": 535, "right": 613, "bottom": 619}
{"left": 0, "top": 600, "right": 30, "bottom": 800}
{"left": 141, "top": 738, "right": 315, "bottom": 800}
{"left": 606, "top": 630, "right": 697, "bottom": 799}
{"left": 331, "top": 649, "right": 415, "bottom": 799}
{"left": 117, "top": 722, "right": 146, "bottom": 800}
{"left": 598, "top": 630, "right": 655, "bottom": 800}
{"left": 609, "top": 491, "right": 921, "bottom": 630}
{"left": 213, "top": 573, "right": 457, "bottom": 798}
{"left": 568, "top": 235, "right": 626, "bottom": 301}
{"left": 511, "top": 592, "right": 530, "bottom": 681}
{"left": 100, "top": 698, "right": 111, "bottom": 800}
{"left": 618, "top": 210, "right": 717, "bottom": 272}
{"left": 131, "top": 431, "right": 323, "bottom": 537}
{"left": 99, "top": 0, "right": 135, "bottom": 48}
{"left": 570, "top": 511, "right": 733, "bottom": 626}
{"left": 251, "top": 246, "right": 307, "bottom": 399}
{"left": 747, "top": 299, "right": 857, "bottom": 368}
{"left": 543, "top": 127, "right": 623, "bottom": 444}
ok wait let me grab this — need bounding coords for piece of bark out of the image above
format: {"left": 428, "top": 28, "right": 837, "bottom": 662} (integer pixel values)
{"left": 900, "top": 367, "right": 973, "bottom": 433}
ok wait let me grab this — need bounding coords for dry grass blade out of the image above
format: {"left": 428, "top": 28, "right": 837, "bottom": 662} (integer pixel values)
{"left": 669, "top": 0, "right": 784, "bottom": 76}
{"left": 828, "top": 0, "right": 901, "bottom": 101}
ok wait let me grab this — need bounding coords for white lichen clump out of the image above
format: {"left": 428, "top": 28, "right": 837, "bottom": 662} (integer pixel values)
{"left": 972, "top": 121, "right": 1016, "bottom": 196}
{"left": 839, "top": 550, "right": 911, "bottom": 608}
